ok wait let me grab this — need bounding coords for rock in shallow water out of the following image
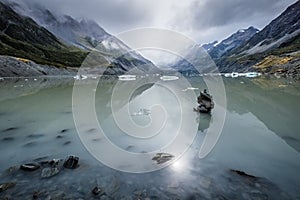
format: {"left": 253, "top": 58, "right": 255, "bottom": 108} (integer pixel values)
{"left": 41, "top": 167, "right": 60, "bottom": 178}
{"left": 92, "top": 186, "right": 105, "bottom": 196}
{"left": 63, "top": 155, "right": 79, "bottom": 169}
{"left": 152, "top": 153, "right": 174, "bottom": 164}
{"left": 0, "top": 182, "right": 16, "bottom": 192}
{"left": 20, "top": 163, "right": 40, "bottom": 171}
{"left": 230, "top": 169, "right": 256, "bottom": 178}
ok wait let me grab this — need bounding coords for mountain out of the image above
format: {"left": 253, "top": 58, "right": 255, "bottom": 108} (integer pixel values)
{"left": 0, "top": 0, "right": 155, "bottom": 76}
{"left": 174, "top": 1, "right": 300, "bottom": 78}
{"left": 207, "top": 26, "right": 259, "bottom": 59}
{"left": 202, "top": 41, "right": 218, "bottom": 51}
{"left": 8, "top": 1, "right": 154, "bottom": 73}
{"left": 172, "top": 27, "right": 258, "bottom": 74}
{"left": 216, "top": 1, "right": 300, "bottom": 75}
{"left": 0, "top": 1, "right": 87, "bottom": 69}
{"left": 9, "top": 1, "right": 110, "bottom": 49}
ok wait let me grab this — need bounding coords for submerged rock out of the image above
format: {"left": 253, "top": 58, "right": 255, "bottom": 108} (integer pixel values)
{"left": 0, "top": 182, "right": 16, "bottom": 192}
{"left": 230, "top": 169, "right": 256, "bottom": 179}
{"left": 152, "top": 153, "right": 174, "bottom": 164}
{"left": 92, "top": 186, "right": 105, "bottom": 196}
{"left": 63, "top": 155, "right": 79, "bottom": 169}
{"left": 41, "top": 167, "right": 60, "bottom": 178}
{"left": 60, "top": 129, "right": 69, "bottom": 133}
{"left": 63, "top": 141, "right": 71, "bottom": 145}
{"left": 2, "top": 127, "right": 19, "bottom": 132}
{"left": 2, "top": 137, "right": 14, "bottom": 142}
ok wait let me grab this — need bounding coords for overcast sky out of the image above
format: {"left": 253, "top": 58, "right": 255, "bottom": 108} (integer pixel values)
{"left": 17, "top": 0, "right": 297, "bottom": 44}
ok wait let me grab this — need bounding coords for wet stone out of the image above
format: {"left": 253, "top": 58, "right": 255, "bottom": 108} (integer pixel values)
{"left": 56, "top": 135, "right": 64, "bottom": 139}
{"left": 230, "top": 169, "right": 256, "bottom": 179}
{"left": 33, "top": 191, "right": 40, "bottom": 199}
{"left": 87, "top": 128, "right": 97, "bottom": 133}
{"left": 60, "top": 129, "right": 69, "bottom": 133}
{"left": 63, "top": 155, "right": 79, "bottom": 169}
{"left": 63, "top": 141, "right": 71, "bottom": 145}
{"left": 2, "top": 127, "right": 19, "bottom": 132}
{"left": 92, "top": 186, "right": 105, "bottom": 196}
{"left": 2, "top": 137, "right": 14, "bottom": 142}
{"left": 152, "top": 153, "right": 174, "bottom": 164}
{"left": 41, "top": 167, "right": 60, "bottom": 178}
{"left": 20, "top": 163, "right": 40, "bottom": 171}
{"left": 48, "top": 159, "right": 63, "bottom": 168}
{"left": 125, "top": 145, "right": 134, "bottom": 151}
{"left": 0, "top": 182, "right": 16, "bottom": 193}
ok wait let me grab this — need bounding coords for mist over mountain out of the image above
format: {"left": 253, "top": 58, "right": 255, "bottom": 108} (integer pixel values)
{"left": 0, "top": 0, "right": 156, "bottom": 76}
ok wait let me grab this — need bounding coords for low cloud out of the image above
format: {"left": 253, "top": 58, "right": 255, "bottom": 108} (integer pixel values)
{"left": 5, "top": 0, "right": 297, "bottom": 43}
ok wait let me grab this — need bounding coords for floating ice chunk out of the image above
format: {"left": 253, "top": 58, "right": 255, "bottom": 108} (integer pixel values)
{"left": 131, "top": 108, "right": 151, "bottom": 116}
{"left": 224, "top": 72, "right": 261, "bottom": 78}
{"left": 182, "top": 87, "right": 199, "bottom": 92}
{"left": 160, "top": 76, "right": 179, "bottom": 81}
{"left": 245, "top": 72, "right": 261, "bottom": 78}
{"left": 118, "top": 75, "right": 136, "bottom": 81}
{"left": 74, "top": 75, "right": 88, "bottom": 80}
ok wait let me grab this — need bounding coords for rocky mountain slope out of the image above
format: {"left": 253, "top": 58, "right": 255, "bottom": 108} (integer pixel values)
{"left": 174, "top": 1, "right": 300, "bottom": 78}
{"left": 207, "top": 26, "right": 259, "bottom": 60}
{"left": 0, "top": 0, "right": 155, "bottom": 76}
{"left": 8, "top": 1, "right": 154, "bottom": 72}
{"left": 0, "top": 1, "right": 87, "bottom": 69}
{"left": 216, "top": 0, "right": 300, "bottom": 76}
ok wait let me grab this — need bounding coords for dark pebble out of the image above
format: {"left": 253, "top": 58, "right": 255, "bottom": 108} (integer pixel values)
{"left": 23, "top": 142, "right": 37, "bottom": 147}
{"left": 60, "top": 129, "right": 69, "bottom": 133}
{"left": 33, "top": 191, "right": 39, "bottom": 199}
{"left": 2, "top": 137, "right": 14, "bottom": 141}
{"left": 20, "top": 163, "right": 40, "bottom": 171}
{"left": 230, "top": 169, "right": 256, "bottom": 178}
{"left": 87, "top": 128, "right": 97, "bottom": 133}
{"left": 56, "top": 135, "right": 64, "bottom": 139}
{"left": 2, "top": 127, "right": 19, "bottom": 132}
{"left": 63, "top": 141, "right": 71, "bottom": 145}
{"left": 27, "top": 134, "right": 44, "bottom": 139}
{"left": 125, "top": 145, "right": 134, "bottom": 151}
{"left": 0, "top": 182, "right": 16, "bottom": 192}
{"left": 92, "top": 186, "right": 103, "bottom": 196}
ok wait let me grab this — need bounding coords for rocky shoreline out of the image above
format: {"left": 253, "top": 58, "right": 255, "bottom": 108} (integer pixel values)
{"left": 0, "top": 154, "right": 292, "bottom": 200}
{"left": 0, "top": 56, "right": 77, "bottom": 77}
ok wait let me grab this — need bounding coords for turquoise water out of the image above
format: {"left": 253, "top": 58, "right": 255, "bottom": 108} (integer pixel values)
{"left": 0, "top": 76, "right": 299, "bottom": 199}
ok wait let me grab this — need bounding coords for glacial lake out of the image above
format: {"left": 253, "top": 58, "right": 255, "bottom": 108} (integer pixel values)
{"left": 0, "top": 75, "right": 300, "bottom": 199}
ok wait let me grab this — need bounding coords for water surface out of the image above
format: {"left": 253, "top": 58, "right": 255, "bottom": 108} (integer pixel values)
{"left": 0, "top": 76, "right": 299, "bottom": 199}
